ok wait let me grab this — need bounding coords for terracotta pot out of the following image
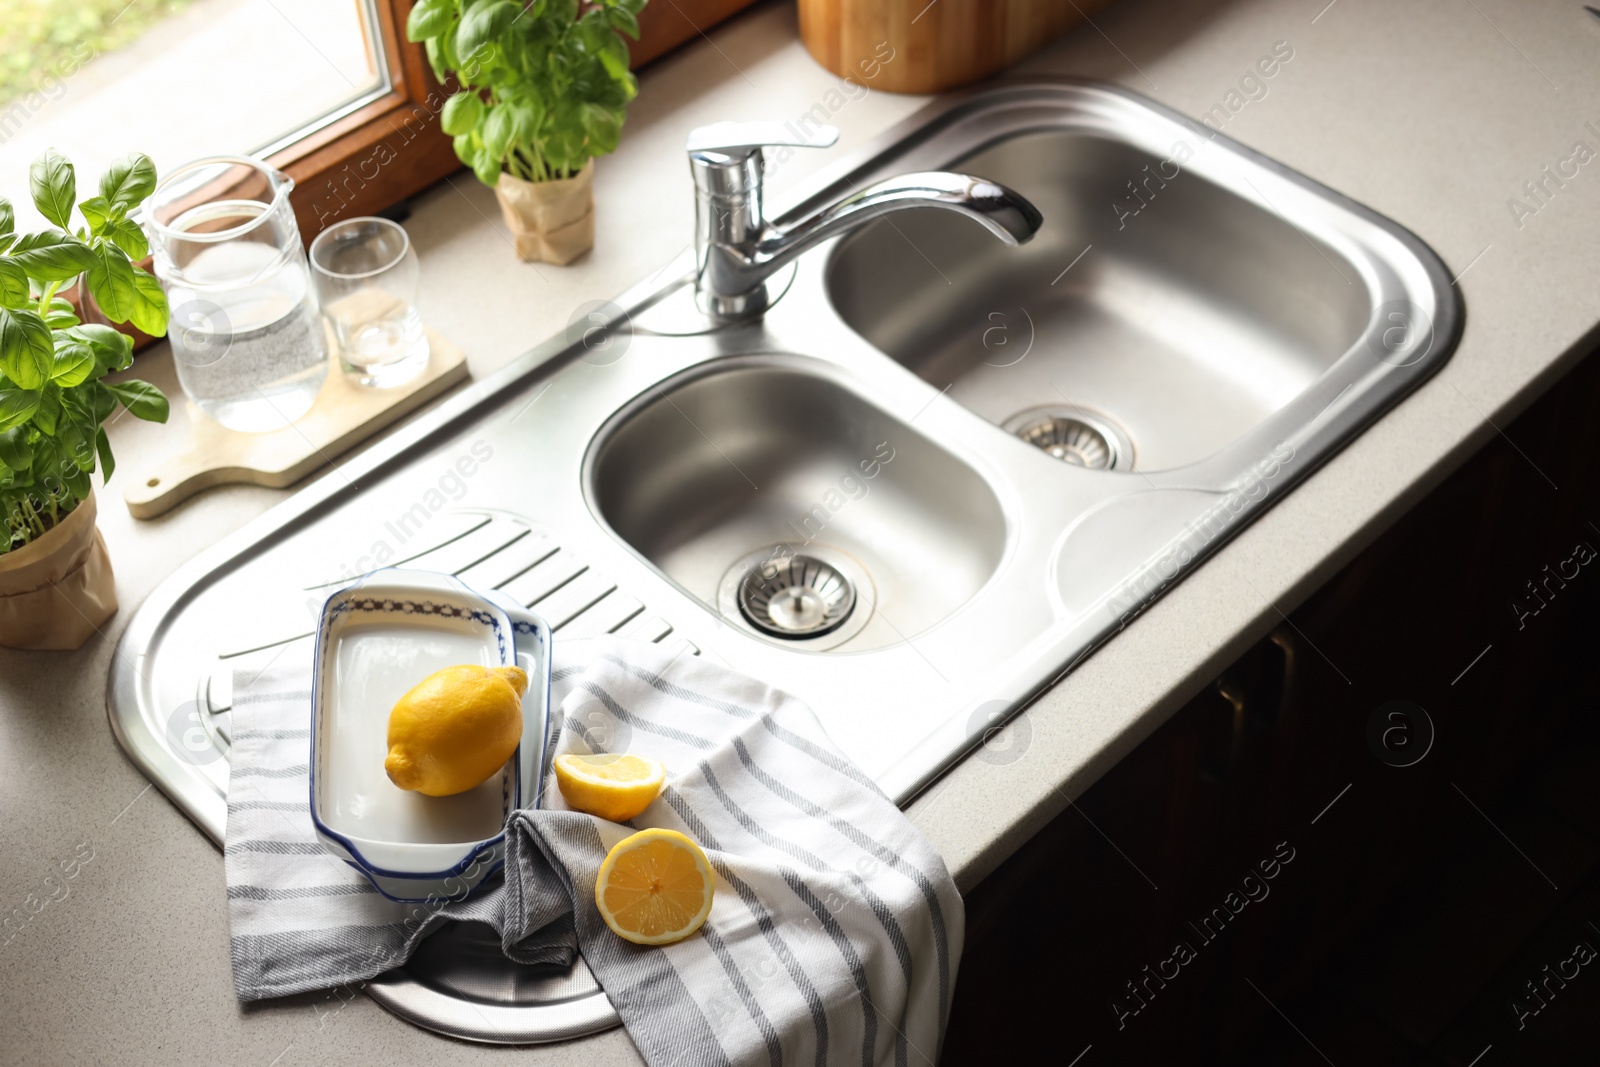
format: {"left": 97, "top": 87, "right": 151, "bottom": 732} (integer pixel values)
{"left": 0, "top": 491, "right": 117, "bottom": 651}
{"left": 493, "top": 161, "right": 595, "bottom": 265}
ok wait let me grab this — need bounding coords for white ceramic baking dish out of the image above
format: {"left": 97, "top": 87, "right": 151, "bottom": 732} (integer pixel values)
{"left": 309, "top": 568, "right": 551, "bottom": 902}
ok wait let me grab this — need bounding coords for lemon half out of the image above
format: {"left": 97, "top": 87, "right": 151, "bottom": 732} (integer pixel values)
{"left": 595, "top": 828, "right": 714, "bottom": 945}
{"left": 554, "top": 753, "right": 666, "bottom": 822}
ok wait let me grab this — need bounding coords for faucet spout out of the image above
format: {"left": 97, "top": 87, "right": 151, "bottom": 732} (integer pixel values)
{"left": 687, "top": 122, "right": 1043, "bottom": 322}
{"left": 752, "top": 170, "right": 1043, "bottom": 286}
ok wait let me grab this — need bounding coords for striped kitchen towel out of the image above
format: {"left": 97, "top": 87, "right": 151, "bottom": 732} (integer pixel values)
{"left": 225, "top": 636, "right": 963, "bottom": 1066}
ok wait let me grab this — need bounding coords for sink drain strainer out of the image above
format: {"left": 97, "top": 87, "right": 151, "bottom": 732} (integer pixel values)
{"left": 738, "top": 554, "right": 856, "bottom": 639}
{"left": 1003, "top": 407, "right": 1134, "bottom": 471}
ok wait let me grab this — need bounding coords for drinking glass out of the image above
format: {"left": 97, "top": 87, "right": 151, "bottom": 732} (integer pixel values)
{"left": 144, "top": 157, "right": 328, "bottom": 432}
{"left": 309, "top": 217, "right": 429, "bottom": 388}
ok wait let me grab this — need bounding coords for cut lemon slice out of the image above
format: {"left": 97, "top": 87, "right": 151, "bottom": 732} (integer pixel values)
{"left": 554, "top": 753, "right": 666, "bottom": 821}
{"left": 595, "top": 828, "right": 715, "bottom": 945}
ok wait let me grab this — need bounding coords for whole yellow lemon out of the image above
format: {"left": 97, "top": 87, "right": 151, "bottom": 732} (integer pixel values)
{"left": 384, "top": 664, "right": 528, "bottom": 797}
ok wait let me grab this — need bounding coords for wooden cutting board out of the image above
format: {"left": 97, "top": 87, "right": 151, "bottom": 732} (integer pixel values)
{"left": 799, "top": 0, "right": 1119, "bottom": 94}
{"left": 124, "top": 329, "right": 468, "bottom": 519}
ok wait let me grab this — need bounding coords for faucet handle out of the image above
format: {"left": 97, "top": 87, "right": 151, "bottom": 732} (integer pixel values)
{"left": 687, "top": 121, "right": 841, "bottom": 320}
{"left": 686, "top": 121, "right": 840, "bottom": 159}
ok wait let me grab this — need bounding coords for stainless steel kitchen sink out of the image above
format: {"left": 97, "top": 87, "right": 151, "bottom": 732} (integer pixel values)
{"left": 109, "top": 80, "right": 1460, "bottom": 1044}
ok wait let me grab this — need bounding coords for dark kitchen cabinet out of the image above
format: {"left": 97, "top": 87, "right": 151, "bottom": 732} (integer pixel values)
{"left": 946, "top": 345, "right": 1600, "bottom": 1065}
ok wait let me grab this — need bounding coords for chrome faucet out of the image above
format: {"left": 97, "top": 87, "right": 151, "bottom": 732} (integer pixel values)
{"left": 687, "top": 121, "right": 1044, "bottom": 321}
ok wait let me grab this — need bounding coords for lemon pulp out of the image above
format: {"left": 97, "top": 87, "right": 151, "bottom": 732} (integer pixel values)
{"left": 595, "top": 828, "right": 714, "bottom": 945}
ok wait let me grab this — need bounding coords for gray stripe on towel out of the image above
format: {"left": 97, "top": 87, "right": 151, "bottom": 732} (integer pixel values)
{"left": 224, "top": 840, "right": 327, "bottom": 856}
{"left": 229, "top": 764, "right": 310, "bottom": 779}
{"left": 598, "top": 654, "right": 756, "bottom": 720}
{"left": 778, "top": 868, "right": 878, "bottom": 1067}
{"left": 698, "top": 761, "right": 914, "bottom": 1067}
{"left": 759, "top": 715, "right": 887, "bottom": 799}
{"left": 228, "top": 884, "right": 377, "bottom": 901}
{"left": 576, "top": 681, "right": 715, "bottom": 750}
{"left": 701, "top": 923, "right": 784, "bottom": 1067}
{"left": 233, "top": 690, "right": 313, "bottom": 705}
{"left": 568, "top": 818, "right": 735, "bottom": 1067}
{"left": 564, "top": 714, "right": 605, "bottom": 752}
{"left": 663, "top": 787, "right": 830, "bottom": 1067}
{"left": 229, "top": 727, "right": 311, "bottom": 741}
{"left": 698, "top": 764, "right": 883, "bottom": 1067}
{"left": 732, "top": 737, "right": 953, "bottom": 1038}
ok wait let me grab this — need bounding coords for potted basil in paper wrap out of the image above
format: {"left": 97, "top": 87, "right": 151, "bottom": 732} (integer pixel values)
{"left": 0, "top": 151, "right": 170, "bottom": 650}
{"left": 408, "top": 0, "right": 648, "bottom": 264}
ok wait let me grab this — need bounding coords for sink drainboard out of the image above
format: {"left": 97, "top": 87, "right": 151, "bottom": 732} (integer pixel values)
{"left": 158, "top": 510, "right": 695, "bottom": 1042}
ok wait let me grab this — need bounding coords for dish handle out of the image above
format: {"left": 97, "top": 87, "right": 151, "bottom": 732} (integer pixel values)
{"left": 483, "top": 593, "right": 554, "bottom": 811}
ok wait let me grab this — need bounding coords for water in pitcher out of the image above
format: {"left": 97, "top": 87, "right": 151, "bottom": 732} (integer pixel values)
{"left": 167, "top": 237, "right": 327, "bottom": 431}
{"left": 146, "top": 158, "right": 329, "bottom": 433}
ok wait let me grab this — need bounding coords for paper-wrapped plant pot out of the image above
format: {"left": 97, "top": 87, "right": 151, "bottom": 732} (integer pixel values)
{"left": 0, "top": 491, "right": 117, "bottom": 651}
{"left": 494, "top": 160, "right": 595, "bottom": 265}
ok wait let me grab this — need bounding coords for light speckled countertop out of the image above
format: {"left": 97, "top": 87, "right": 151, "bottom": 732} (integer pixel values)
{"left": 4, "top": 1, "right": 1599, "bottom": 1062}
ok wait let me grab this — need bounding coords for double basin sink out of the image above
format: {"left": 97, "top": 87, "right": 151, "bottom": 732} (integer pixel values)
{"left": 109, "top": 81, "right": 1460, "bottom": 1042}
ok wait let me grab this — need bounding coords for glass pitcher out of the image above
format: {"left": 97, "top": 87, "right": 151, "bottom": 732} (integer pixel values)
{"left": 144, "top": 157, "right": 328, "bottom": 432}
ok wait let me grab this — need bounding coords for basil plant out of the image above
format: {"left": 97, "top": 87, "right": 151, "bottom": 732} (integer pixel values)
{"left": 0, "top": 150, "right": 170, "bottom": 555}
{"left": 407, "top": 0, "right": 648, "bottom": 185}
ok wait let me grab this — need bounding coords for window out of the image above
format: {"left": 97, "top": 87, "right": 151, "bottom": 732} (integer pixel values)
{"left": 1, "top": 0, "right": 759, "bottom": 243}
{"left": 4, "top": 1, "right": 385, "bottom": 223}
